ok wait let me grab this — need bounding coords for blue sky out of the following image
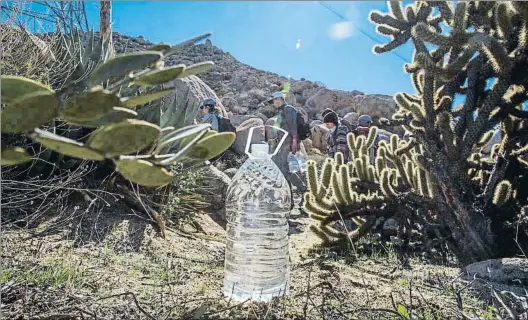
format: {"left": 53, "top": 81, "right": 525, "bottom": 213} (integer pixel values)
{"left": 5, "top": 0, "right": 523, "bottom": 110}
{"left": 79, "top": 1, "right": 417, "bottom": 96}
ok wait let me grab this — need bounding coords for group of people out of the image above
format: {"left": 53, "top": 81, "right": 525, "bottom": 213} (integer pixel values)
{"left": 198, "top": 92, "right": 308, "bottom": 197}
{"left": 197, "top": 92, "right": 380, "bottom": 209}
{"left": 321, "top": 109, "right": 380, "bottom": 164}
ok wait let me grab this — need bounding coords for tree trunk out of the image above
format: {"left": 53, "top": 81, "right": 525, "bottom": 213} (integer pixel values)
{"left": 434, "top": 167, "right": 496, "bottom": 263}
{"left": 99, "top": 1, "right": 113, "bottom": 55}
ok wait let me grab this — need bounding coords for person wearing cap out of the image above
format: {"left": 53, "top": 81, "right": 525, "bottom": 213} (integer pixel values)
{"left": 199, "top": 98, "right": 219, "bottom": 132}
{"left": 268, "top": 91, "right": 307, "bottom": 194}
{"left": 323, "top": 109, "right": 350, "bottom": 162}
{"left": 355, "top": 114, "right": 373, "bottom": 136}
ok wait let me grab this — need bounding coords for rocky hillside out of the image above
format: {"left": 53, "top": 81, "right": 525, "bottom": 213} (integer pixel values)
{"left": 113, "top": 33, "right": 398, "bottom": 123}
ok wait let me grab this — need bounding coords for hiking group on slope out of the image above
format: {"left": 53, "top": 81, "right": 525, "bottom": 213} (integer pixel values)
{"left": 321, "top": 108, "right": 389, "bottom": 165}
{"left": 197, "top": 93, "right": 386, "bottom": 207}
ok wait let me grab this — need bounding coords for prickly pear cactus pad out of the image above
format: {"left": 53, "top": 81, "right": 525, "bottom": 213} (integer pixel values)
{"left": 186, "top": 132, "right": 236, "bottom": 160}
{"left": 115, "top": 159, "right": 174, "bottom": 187}
{"left": 30, "top": 129, "right": 105, "bottom": 161}
{"left": 179, "top": 128, "right": 216, "bottom": 151}
{"left": 0, "top": 75, "right": 53, "bottom": 104}
{"left": 1, "top": 146, "right": 32, "bottom": 166}
{"left": 147, "top": 43, "right": 171, "bottom": 53}
{"left": 68, "top": 107, "right": 139, "bottom": 128}
{"left": 131, "top": 65, "right": 186, "bottom": 86}
{"left": 155, "top": 123, "right": 211, "bottom": 155}
{"left": 86, "top": 119, "right": 161, "bottom": 157}
{"left": 120, "top": 88, "right": 174, "bottom": 108}
{"left": 0, "top": 33, "right": 235, "bottom": 189}
{"left": 1, "top": 91, "right": 59, "bottom": 133}
{"left": 177, "top": 61, "right": 214, "bottom": 78}
{"left": 89, "top": 51, "right": 163, "bottom": 86}
{"left": 60, "top": 87, "right": 120, "bottom": 122}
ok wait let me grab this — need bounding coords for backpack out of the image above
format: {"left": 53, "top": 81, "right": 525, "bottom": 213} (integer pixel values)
{"left": 354, "top": 126, "right": 370, "bottom": 137}
{"left": 216, "top": 115, "right": 236, "bottom": 133}
{"left": 341, "top": 118, "right": 358, "bottom": 133}
{"left": 285, "top": 105, "right": 311, "bottom": 141}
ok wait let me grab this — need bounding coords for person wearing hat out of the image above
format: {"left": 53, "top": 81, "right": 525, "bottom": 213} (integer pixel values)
{"left": 199, "top": 98, "right": 219, "bottom": 132}
{"left": 323, "top": 109, "right": 350, "bottom": 162}
{"left": 268, "top": 91, "right": 307, "bottom": 195}
{"left": 355, "top": 114, "right": 373, "bottom": 136}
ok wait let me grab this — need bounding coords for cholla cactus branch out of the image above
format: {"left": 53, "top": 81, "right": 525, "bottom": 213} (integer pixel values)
{"left": 304, "top": 1, "right": 528, "bottom": 262}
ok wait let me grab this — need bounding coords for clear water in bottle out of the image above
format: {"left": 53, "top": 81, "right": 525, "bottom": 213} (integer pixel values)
{"left": 223, "top": 143, "right": 291, "bottom": 302}
{"left": 296, "top": 151, "right": 307, "bottom": 173}
{"left": 287, "top": 152, "right": 299, "bottom": 173}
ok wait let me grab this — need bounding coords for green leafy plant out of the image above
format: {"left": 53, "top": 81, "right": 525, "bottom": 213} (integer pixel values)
{"left": 303, "top": 1, "right": 528, "bottom": 263}
{"left": 1, "top": 46, "right": 235, "bottom": 188}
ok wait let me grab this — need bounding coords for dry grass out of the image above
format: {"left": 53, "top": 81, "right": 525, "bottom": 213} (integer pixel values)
{"left": 0, "top": 193, "right": 499, "bottom": 320}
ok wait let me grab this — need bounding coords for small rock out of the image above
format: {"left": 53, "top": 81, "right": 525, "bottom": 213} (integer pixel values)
{"left": 383, "top": 218, "right": 398, "bottom": 236}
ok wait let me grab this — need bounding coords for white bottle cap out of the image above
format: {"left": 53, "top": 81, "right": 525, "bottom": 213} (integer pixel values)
{"left": 251, "top": 143, "right": 269, "bottom": 158}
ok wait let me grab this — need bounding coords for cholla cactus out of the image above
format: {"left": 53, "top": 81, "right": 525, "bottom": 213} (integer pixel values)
{"left": 304, "top": 1, "right": 528, "bottom": 263}
{"left": 304, "top": 128, "right": 436, "bottom": 244}
{"left": 1, "top": 46, "right": 235, "bottom": 188}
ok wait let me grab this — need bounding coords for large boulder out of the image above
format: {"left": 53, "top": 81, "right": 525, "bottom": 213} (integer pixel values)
{"left": 463, "top": 258, "right": 528, "bottom": 286}
{"left": 304, "top": 88, "right": 360, "bottom": 120}
{"left": 234, "top": 88, "right": 269, "bottom": 112}
{"left": 343, "top": 112, "right": 359, "bottom": 126}
{"left": 233, "top": 118, "right": 265, "bottom": 155}
{"left": 228, "top": 115, "right": 255, "bottom": 127}
{"left": 354, "top": 94, "right": 397, "bottom": 121}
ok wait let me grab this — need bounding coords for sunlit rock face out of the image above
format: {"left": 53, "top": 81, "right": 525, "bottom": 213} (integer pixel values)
{"left": 111, "top": 33, "right": 399, "bottom": 134}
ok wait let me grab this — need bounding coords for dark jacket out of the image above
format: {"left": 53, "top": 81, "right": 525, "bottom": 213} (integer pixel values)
{"left": 277, "top": 104, "right": 298, "bottom": 139}
{"left": 327, "top": 122, "right": 350, "bottom": 162}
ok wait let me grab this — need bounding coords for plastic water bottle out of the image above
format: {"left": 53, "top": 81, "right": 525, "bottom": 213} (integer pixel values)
{"left": 296, "top": 151, "right": 307, "bottom": 173}
{"left": 287, "top": 152, "right": 299, "bottom": 173}
{"left": 223, "top": 126, "right": 292, "bottom": 302}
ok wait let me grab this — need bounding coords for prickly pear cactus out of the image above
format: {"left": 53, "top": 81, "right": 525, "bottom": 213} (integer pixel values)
{"left": 304, "top": 1, "right": 528, "bottom": 262}
{"left": 1, "top": 43, "right": 235, "bottom": 188}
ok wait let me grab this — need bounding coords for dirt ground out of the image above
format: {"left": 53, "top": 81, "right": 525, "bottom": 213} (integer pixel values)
{"left": 1, "top": 194, "right": 492, "bottom": 320}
